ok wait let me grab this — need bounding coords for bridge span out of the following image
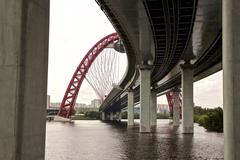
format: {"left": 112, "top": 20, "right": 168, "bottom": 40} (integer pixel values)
{"left": 95, "top": 0, "right": 239, "bottom": 160}
{"left": 98, "top": 0, "right": 221, "bottom": 131}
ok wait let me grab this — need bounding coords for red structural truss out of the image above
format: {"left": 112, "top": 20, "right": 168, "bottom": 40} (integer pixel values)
{"left": 58, "top": 33, "right": 120, "bottom": 118}
{"left": 166, "top": 92, "right": 174, "bottom": 115}
{"left": 166, "top": 91, "right": 182, "bottom": 117}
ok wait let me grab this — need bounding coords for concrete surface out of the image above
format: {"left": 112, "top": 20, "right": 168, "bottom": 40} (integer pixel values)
{"left": 0, "top": 0, "right": 50, "bottom": 159}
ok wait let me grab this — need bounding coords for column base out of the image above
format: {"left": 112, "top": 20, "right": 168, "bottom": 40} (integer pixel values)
{"left": 151, "top": 125, "right": 157, "bottom": 132}
{"left": 127, "top": 124, "right": 134, "bottom": 128}
{"left": 182, "top": 126, "right": 193, "bottom": 134}
{"left": 140, "top": 125, "right": 151, "bottom": 133}
{"left": 101, "top": 113, "right": 105, "bottom": 121}
{"left": 173, "top": 120, "right": 180, "bottom": 127}
{"left": 173, "top": 122, "right": 180, "bottom": 127}
{"left": 128, "top": 122, "right": 134, "bottom": 126}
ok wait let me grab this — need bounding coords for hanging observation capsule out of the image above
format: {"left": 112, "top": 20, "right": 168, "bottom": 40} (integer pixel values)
{"left": 113, "top": 40, "right": 126, "bottom": 53}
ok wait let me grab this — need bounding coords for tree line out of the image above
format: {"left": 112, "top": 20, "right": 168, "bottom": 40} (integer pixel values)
{"left": 194, "top": 106, "right": 223, "bottom": 132}
{"left": 70, "top": 106, "right": 223, "bottom": 132}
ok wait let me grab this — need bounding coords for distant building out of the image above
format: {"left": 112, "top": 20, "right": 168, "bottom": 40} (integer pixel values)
{"left": 157, "top": 104, "right": 169, "bottom": 114}
{"left": 75, "top": 103, "right": 87, "bottom": 108}
{"left": 123, "top": 103, "right": 169, "bottom": 114}
{"left": 50, "top": 102, "right": 87, "bottom": 108}
{"left": 91, "top": 99, "right": 101, "bottom": 108}
{"left": 86, "top": 104, "right": 92, "bottom": 108}
{"left": 50, "top": 99, "right": 101, "bottom": 110}
{"left": 75, "top": 107, "right": 99, "bottom": 113}
{"left": 50, "top": 102, "right": 61, "bottom": 108}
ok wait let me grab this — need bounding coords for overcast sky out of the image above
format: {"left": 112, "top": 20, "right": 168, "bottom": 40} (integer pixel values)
{"left": 48, "top": 0, "right": 223, "bottom": 108}
{"left": 48, "top": 0, "right": 115, "bottom": 104}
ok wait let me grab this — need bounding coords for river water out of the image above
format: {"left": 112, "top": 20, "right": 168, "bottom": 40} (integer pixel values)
{"left": 45, "top": 120, "right": 223, "bottom": 160}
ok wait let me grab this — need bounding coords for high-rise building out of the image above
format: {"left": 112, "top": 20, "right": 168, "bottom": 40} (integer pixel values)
{"left": 157, "top": 104, "right": 169, "bottom": 114}
{"left": 50, "top": 102, "right": 61, "bottom": 108}
{"left": 50, "top": 102, "right": 89, "bottom": 108}
{"left": 75, "top": 103, "right": 87, "bottom": 108}
{"left": 91, "top": 99, "right": 101, "bottom": 108}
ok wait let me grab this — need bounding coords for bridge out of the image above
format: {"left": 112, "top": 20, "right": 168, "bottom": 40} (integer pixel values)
{"left": 1, "top": 0, "right": 240, "bottom": 160}
{"left": 96, "top": 0, "right": 222, "bottom": 133}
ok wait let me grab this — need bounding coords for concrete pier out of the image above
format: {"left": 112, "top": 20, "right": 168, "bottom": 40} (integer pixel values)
{"left": 117, "top": 112, "right": 122, "bottom": 121}
{"left": 110, "top": 112, "right": 114, "bottom": 121}
{"left": 0, "top": 0, "right": 50, "bottom": 159}
{"left": 139, "top": 66, "right": 151, "bottom": 133}
{"left": 180, "top": 63, "right": 194, "bottom": 134}
{"left": 223, "top": 0, "right": 240, "bottom": 159}
{"left": 150, "top": 91, "right": 157, "bottom": 130}
{"left": 101, "top": 112, "right": 106, "bottom": 120}
{"left": 127, "top": 91, "right": 134, "bottom": 126}
{"left": 172, "top": 89, "right": 181, "bottom": 127}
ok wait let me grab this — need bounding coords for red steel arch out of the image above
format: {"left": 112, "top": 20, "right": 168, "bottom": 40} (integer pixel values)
{"left": 166, "top": 91, "right": 182, "bottom": 118}
{"left": 58, "top": 33, "right": 120, "bottom": 118}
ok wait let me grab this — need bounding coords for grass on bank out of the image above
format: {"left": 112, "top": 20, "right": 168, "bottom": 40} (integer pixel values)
{"left": 194, "top": 106, "right": 223, "bottom": 132}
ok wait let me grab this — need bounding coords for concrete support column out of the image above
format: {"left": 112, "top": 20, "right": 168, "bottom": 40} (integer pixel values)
{"left": 223, "top": 0, "right": 240, "bottom": 159}
{"left": 101, "top": 112, "right": 105, "bottom": 120}
{"left": 150, "top": 91, "right": 157, "bottom": 130}
{"left": 0, "top": 1, "right": 50, "bottom": 159}
{"left": 180, "top": 63, "right": 194, "bottom": 134}
{"left": 172, "top": 88, "right": 181, "bottom": 126}
{"left": 139, "top": 67, "right": 151, "bottom": 133}
{"left": 117, "top": 112, "right": 122, "bottom": 121}
{"left": 128, "top": 91, "right": 134, "bottom": 126}
{"left": 106, "top": 113, "right": 110, "bottom": 120}
{"left": 110, "top": 112, "right": 114, "bottom": 121}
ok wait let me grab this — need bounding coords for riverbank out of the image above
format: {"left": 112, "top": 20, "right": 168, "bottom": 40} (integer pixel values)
{"left": 194, "top": 106, "right": 223, "bottom": 132}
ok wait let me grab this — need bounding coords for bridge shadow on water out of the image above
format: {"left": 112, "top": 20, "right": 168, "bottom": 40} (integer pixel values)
{"left": 101, "top": 120, "right": 223, "bottom": 160}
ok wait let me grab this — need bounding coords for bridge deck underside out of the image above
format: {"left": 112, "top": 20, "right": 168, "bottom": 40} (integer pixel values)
{"left": 145, "top": 0, "right": 197, "bottom": 84}
{"left": 98, "top": 0, "right": 222, "bottom": 113}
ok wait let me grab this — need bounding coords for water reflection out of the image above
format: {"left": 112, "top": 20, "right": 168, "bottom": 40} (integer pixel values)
{"left": 181, "top": 133, "right": 194, "bottom": 159}
{"left": 45, "top": 120, "right": 223, "bottom": 160}
{"left": 166, "top": 126, "right": 181, "bottom": 159}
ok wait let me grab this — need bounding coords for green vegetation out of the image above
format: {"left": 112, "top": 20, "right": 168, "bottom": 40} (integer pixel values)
{"left": 121, "top": 111, "right": 140, "bottom": 119}
{"left": 194, "top": 106, "right": 223, "bottom": 132}
{"left": 157, "top": 113, "right": 169, "bottom": 119}
{"left": 72, "top": 111, "right": 100, "bottom": 120}
{"left": 85, "top": 111, "right": 100, "bottom": 119}
{"left": 121, "top": 111, "right": 128, "bottom": 119}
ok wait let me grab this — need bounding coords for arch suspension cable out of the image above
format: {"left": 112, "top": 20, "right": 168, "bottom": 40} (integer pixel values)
{"left": 85, "top": 47, "right": 122, "bottom": 101}
{"left": 58, "top": 33, "right": 125, "bottom": 118}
